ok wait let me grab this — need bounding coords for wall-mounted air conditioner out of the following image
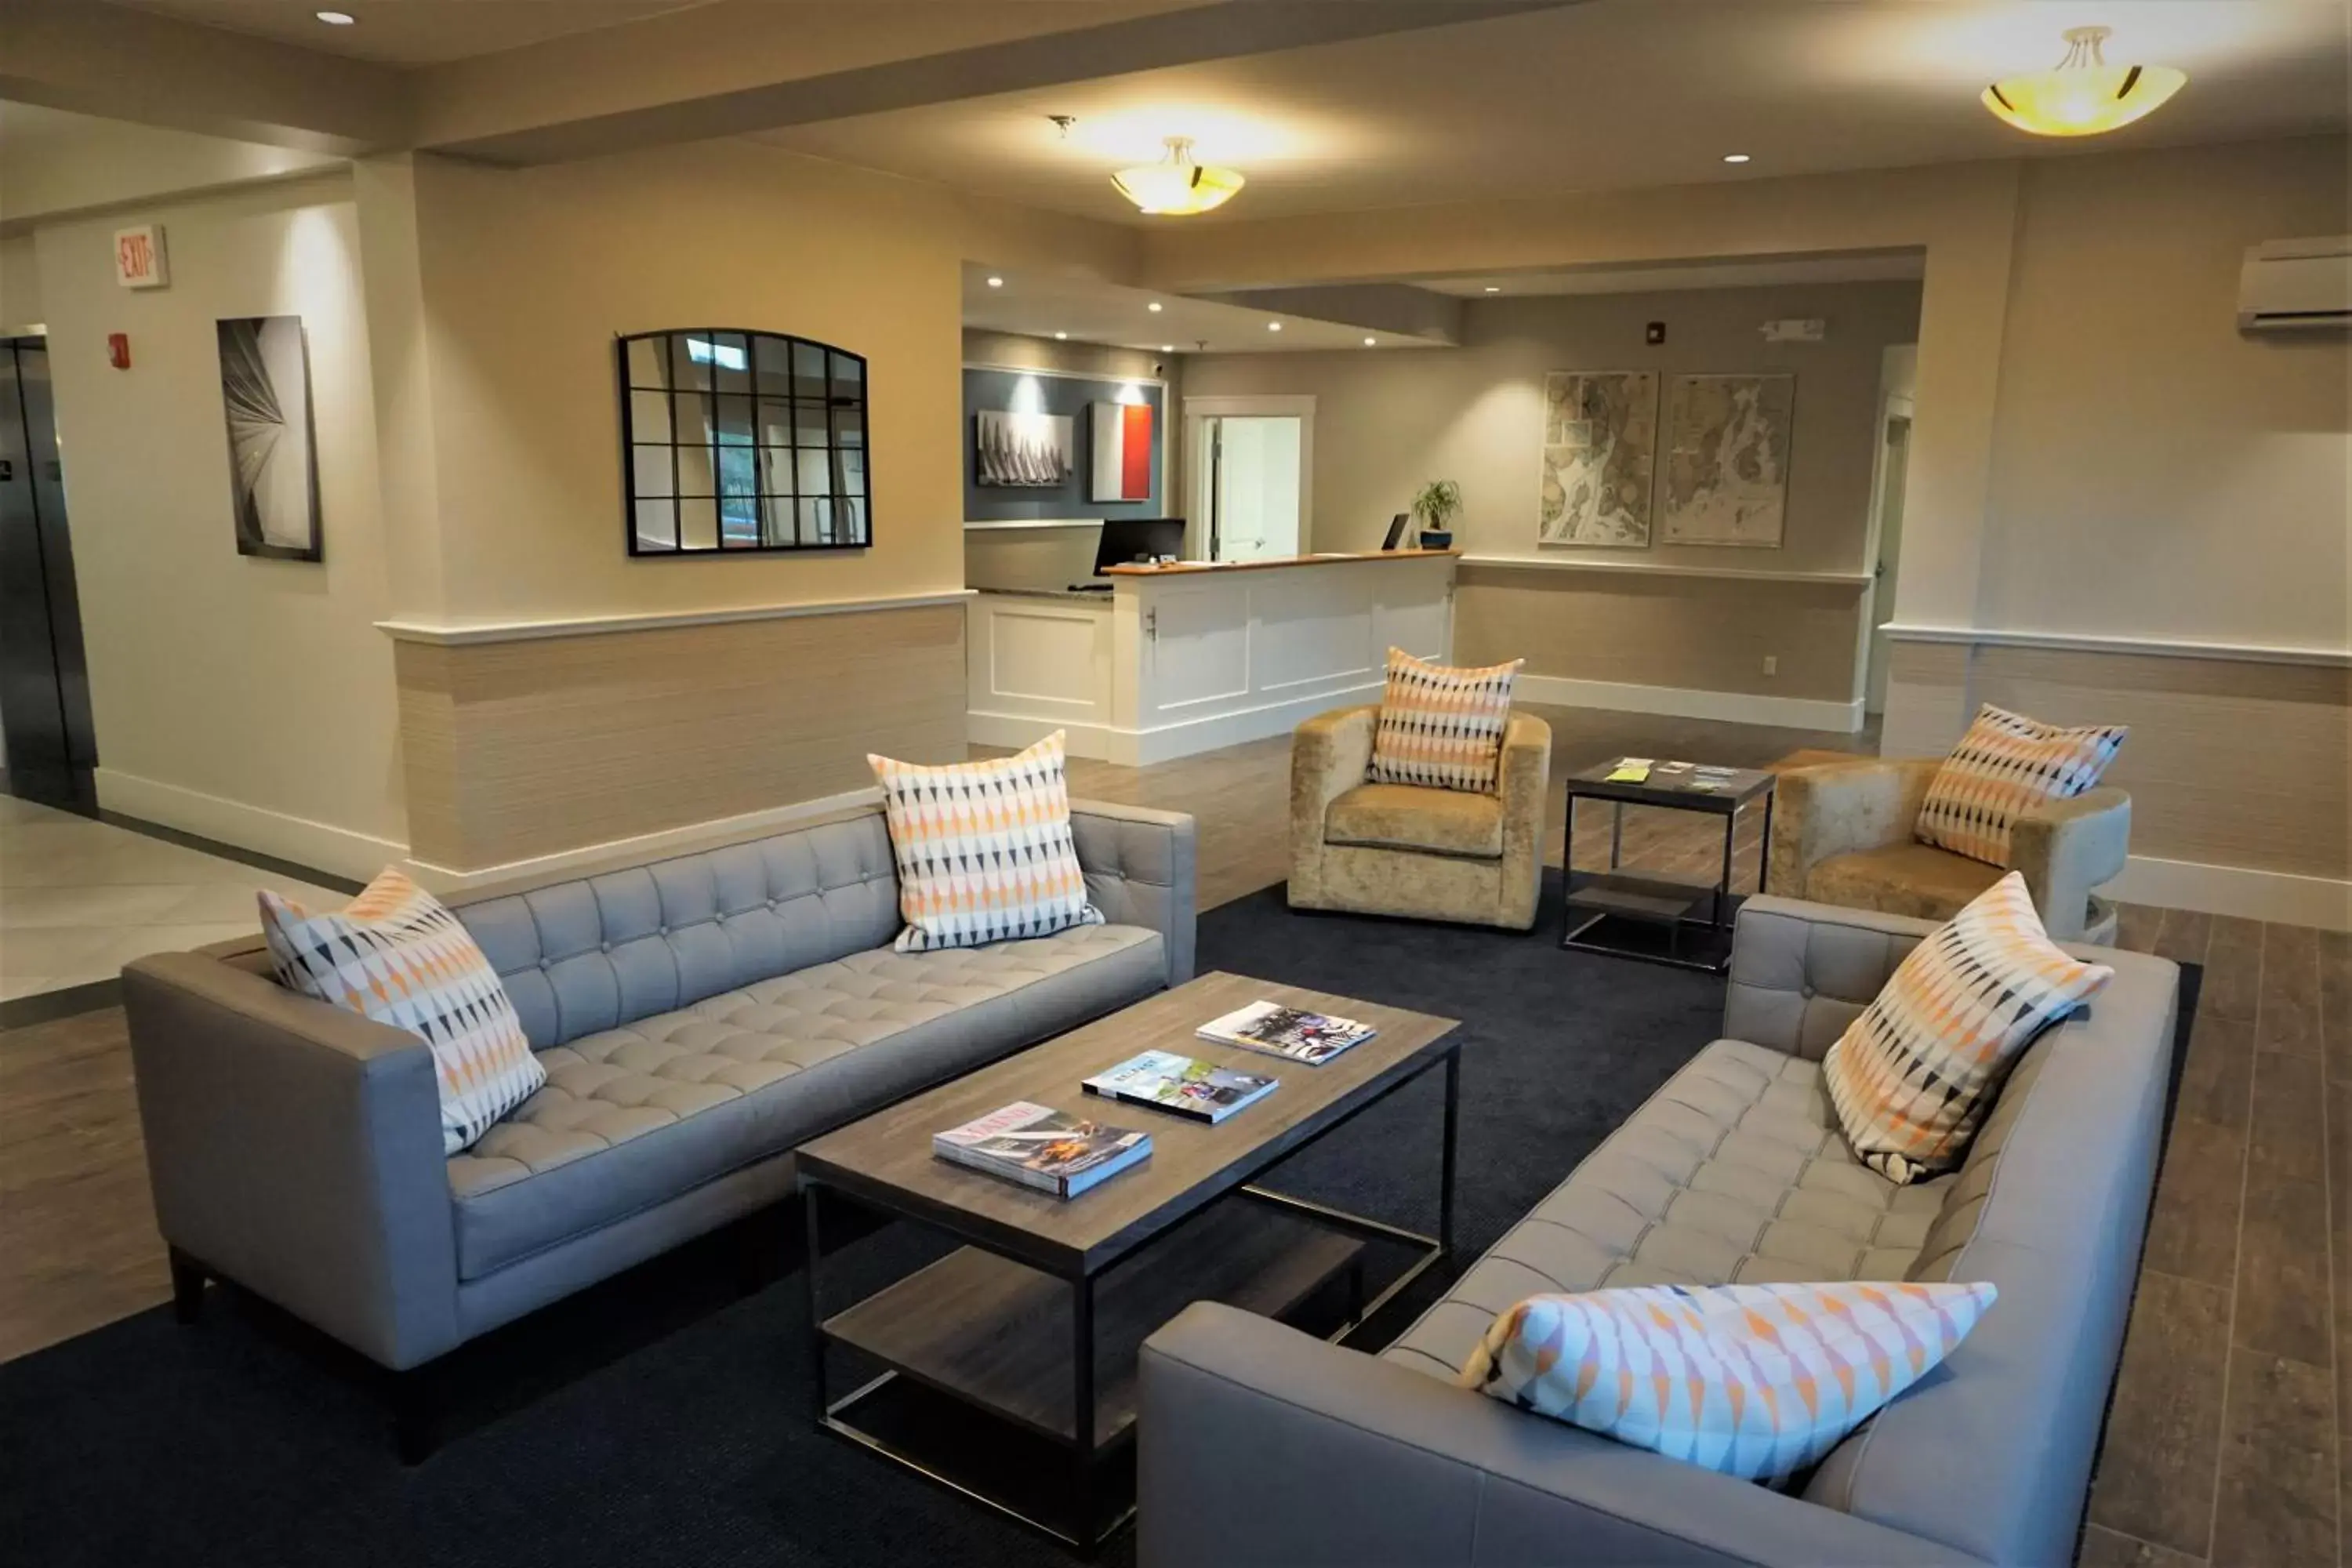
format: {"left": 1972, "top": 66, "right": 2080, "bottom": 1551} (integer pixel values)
{"left": 2238, "top": 237, "right": 2352, "bottom": 332}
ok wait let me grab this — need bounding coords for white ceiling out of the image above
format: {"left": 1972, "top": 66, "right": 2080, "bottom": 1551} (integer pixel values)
{"left": 961, "top": 263, "right": 1444, "bottom": 354}
{"left": 111, "top": 0, "right": 711, "bottom": 65}
{"left": 1422, "top": 251, "right": 1928, "bottom": 297}
{"left": 761, "top": 0, "right": 2351, "bottom": 224}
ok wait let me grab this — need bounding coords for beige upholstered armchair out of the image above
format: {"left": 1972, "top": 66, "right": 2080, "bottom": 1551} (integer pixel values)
{"left": 1766, "top": 757, "right": 2130, "bottom": 944}
{"left": 1288, "top": 706, "right": 1552, "bottom": 931}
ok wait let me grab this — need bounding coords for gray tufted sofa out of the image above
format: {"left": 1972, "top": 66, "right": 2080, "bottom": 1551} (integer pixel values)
{"left": 124, "top": 797, "right": 1193, "bottom": 1404}
{"left": 1140, "top": 895, "right": 2180, "bottom": 1568}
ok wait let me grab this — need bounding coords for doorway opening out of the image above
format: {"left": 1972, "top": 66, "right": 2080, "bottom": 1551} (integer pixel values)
{"left": 1185, "top": 396, "right": 1313, "bottom": 563}
{"left": 0, "top": 336, "right": 98, "bottom": 811}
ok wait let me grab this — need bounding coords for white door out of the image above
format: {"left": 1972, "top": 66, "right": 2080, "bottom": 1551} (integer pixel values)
{"left": 1864, "top": 412, "right": 1913, "bottom": 715}
{"left": 1207, "top": 416, "right": 1303, "bottom": 563}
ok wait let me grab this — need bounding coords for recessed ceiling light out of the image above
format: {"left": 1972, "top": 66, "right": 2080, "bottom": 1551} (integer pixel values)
{"left": 1722, "top": 153, "right": 1751, "bottom": 165}
{"left": 1160, "top": 344, "right": 1174, "bottom": 352}
{"left": 1147, "top": 301, "right": 1163, "bottom": 312}
{"left": 1054, "top": 332, "right": 1068, "bottom": 339}
{"left": 315, "top": 9, "right": 355, "bottom": 22}
{"left": 1483, "top": 285, "right": 1501, "bottom": 293}
{"left": 985, "top": 275, "right": 1004, "bottom": 288}
{"left": 1267, "top": 321, "right": 1282, "bottom": 332}
{"left": 1363, "top": 337, "right": 1377, "bottom": 347}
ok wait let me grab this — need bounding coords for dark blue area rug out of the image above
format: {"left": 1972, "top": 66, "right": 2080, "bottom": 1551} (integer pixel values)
{"left": 0, "top": 873, "right": 1724, "bottom": 1568}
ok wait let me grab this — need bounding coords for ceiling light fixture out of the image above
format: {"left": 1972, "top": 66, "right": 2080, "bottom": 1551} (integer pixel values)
{"left": 1054, "top": 332, "right": 1069, "bottom": 340}
{"left": 1266, "top": 321, "right": 1282, "bottom": 332}
{"left": 1983, "top": 27, "right": 2186, "bottom": 137}
{"left": 985, "top": 275, "right": 1003, "bottom": 288}
{"left": 1111, "top": 136, "right": 1245, "bottom": 216}
{"left": 1722, "top": 153, "right": 1751, "bottom": 164}
{"left": 1147, "top": 301, "right": 1163, "bottom": 312}
{"left": 1483, "top": 285, "right": 1501, "bottom": 294}
{"left": 315, "top": 9, "right": 355, "bottom": 21}
{"left": 1160, "top": 344, "right": 1174, "bottom": 352}
{"left": 1363, "top": 337, "right": 1377, "bottom": 347}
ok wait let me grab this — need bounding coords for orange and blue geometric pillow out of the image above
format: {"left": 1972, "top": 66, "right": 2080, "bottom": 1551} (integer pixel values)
{"left": 1368, "top": 647, "right": 1521, "bottom": 794}
{"left": 1824, "top": 869, "right": 2111, "bottom": 1184}
{"left": 260, "top": 868, "right": 544, "bottom": 1155}
{"left": 1459, "top": 1279, "right": 1998, "bottom": 1483}
{"left": 868, "top": 730, "right": 1104, "bottom": 953}
{"left": 1915, "top": 702, "right": 2127, "bottom": 866}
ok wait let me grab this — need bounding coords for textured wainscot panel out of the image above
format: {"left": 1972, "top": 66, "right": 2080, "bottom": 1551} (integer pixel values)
{"left": 394, "top": 601, "right": 966, "bottom": 873}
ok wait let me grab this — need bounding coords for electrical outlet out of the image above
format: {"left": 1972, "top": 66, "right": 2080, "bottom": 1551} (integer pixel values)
{"left": 1762, "top": 655, "right": 1778, "bottom": 676}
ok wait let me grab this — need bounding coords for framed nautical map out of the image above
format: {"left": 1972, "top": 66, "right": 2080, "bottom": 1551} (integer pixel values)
{"left": 1537, "top": 370, "right": 1657, "bottom": 548}
{"left": 1659, "top": 373, "right": 1795, "bottom": 547}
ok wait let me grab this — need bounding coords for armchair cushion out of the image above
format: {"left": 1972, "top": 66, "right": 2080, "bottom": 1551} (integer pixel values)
{"left": 1915, "top": 704, "right": 2127, "bottom": 867}
{"left": 1806, "top": 842, "right": 2002, "bottom": 924}
{"left": 1368, "top": 648, "right": 1521, "bottom": 794}
{"left": 1326, "top": 782, "right": 1504, "bottom": 860}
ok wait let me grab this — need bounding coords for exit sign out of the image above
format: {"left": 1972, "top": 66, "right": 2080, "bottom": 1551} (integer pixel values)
{"left": 114, "top": 225, "right": 169, "bottom": 289}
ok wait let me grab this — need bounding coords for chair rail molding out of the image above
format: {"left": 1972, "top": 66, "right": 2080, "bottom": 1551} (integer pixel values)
{"left": 376, "top": 590, "right": 975, "bottom": 646}
{"left": 1882, "top": 622, "right": 2352, "bottom": 668}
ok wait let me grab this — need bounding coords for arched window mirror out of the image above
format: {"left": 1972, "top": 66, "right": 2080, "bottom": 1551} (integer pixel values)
{"left": 617, "top": 328, "right": 871, "bottom": 555}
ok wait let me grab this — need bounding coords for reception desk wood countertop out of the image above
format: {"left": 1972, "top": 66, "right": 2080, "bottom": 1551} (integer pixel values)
{"left": 1100, "top": 548, "right": 1458, "bottom": 576}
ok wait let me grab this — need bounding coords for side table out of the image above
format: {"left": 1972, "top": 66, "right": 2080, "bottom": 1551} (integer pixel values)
{"left": 1558, "top": 759, "right": 1775, "bottom": 973}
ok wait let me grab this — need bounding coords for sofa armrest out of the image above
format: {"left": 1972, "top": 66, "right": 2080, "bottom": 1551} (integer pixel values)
{"left": 123, "top": 950, "right": 462, "bottom": 1370}
{"left": 2009, "top": 786, "right": 2130, "bottom": 942}
{"left": 1070, "top": 800, "right": 1197, "bottom": 987}
{"left": 1766, "top": 758, "right": 1940, "bottom": 898}
{"left": 1139, "top": 1304, "right": 1989, "bottom": 1568}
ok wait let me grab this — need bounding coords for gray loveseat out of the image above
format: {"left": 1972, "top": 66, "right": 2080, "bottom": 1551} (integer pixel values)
{"left": 1139, "top": 895, "right": 2179, "bottom": 1568}
{"left": 125, "top": 797, "right": 1193, "bottom": 1422}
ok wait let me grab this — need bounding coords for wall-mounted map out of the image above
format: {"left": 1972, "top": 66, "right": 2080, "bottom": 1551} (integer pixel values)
{"left": 1660, "top": 373, "right": 1794, "bottom": 548}
{"left": 1538, "top": 370, "right": 1657, "bottom": 547}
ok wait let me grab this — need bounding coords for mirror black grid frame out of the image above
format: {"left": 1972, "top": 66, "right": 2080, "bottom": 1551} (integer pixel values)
{"left": 616, "top": 328, "right": 873, "bottom": 556}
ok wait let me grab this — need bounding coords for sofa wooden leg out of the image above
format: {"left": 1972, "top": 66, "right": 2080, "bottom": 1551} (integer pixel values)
{"left": 168, "top": 1247, "right": 208, "bottom": 1324}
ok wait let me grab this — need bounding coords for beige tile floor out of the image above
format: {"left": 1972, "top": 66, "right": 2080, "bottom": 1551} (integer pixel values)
{"left": 0, "top": 796, "right": 347, "bottom": 1001}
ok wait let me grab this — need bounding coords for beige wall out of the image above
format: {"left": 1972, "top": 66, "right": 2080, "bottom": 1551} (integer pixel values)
{"left": 387, "top": 143, "right": 1137, "bottom": 626}
{"left": 0, "top": 106, "right": 343, "bottom": 230}
{"left": 1180, "top": 281, "right": 1921, "bottom": 702}
{"left": 34, "top": 173, "right": 405, "bottom": 869}
{"left": 1980, "top": 136, "right": 2349, "bottom": 651}
{"left": 0, "top": 234, "right": 38, "bottom": 329}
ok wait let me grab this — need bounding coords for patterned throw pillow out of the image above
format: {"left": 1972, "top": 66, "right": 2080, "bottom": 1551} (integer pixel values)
{"left": 869, "top": 730, "right": 1105, "bottom": 953}
{"left": 1367, "top": 648, "right": 1522, "bottom": 794}
{"left": 1915, "top": 702, "right": 2128, "bottom": 866}
{"left": 259, "top": 869, "right": 544, "bottom": 1156}
{"left": 1824, "top": 870, "right": 2111, "bottom": 1185}
{"left": 1460, "top": 1279, "right": 1998, "bottom": 1483}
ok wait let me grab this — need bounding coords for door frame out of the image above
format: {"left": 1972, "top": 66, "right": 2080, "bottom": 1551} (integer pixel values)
{"left": 1181, "top": 394, "right": 1316, "bottom": 559}
{"left": 1856, "top": 383, "right": 1917, "bottom": 717}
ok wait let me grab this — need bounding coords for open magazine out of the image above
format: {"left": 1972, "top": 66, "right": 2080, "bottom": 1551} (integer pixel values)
{"left": 1197, "top": 1000, "right": 1377, "bottom": 1065}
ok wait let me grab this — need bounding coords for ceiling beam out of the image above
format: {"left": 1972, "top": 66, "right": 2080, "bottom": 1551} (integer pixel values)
{"left": 416, "top": 0, "right": 1580, "bottom": 166}
{"left": 0, "top": 0, "right": 410, "bottom": 155}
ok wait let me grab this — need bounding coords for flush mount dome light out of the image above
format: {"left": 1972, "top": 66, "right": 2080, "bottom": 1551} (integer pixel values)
{"left": 1983, "top": 27, "right": 2185, "bottom": 136}
{"left": 1112, "top": 136, "right": 1245, "bottom": 216}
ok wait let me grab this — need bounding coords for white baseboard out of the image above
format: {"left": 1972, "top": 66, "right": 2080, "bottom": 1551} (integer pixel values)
{"left": 400, "top": 786, "right": 885, "bottom": 901}
{"left": 973, "top": 680, "right": 1386, "bottom": 768}
{"left": 1513, "top": 673, "right": 1866, "bottom": 734}
{"left": 2107, "top": 854, "right": 2352, "bottom": 932}
{"left": 93, "top": 768, "right": 408, "bottom": 883}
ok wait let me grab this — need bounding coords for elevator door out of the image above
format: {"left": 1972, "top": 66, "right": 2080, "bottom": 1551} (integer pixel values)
{"left": 0, "top": 338, "right": 98, "bottom": 808}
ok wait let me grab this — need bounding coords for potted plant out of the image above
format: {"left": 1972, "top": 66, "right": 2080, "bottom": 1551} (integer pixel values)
{"left": 1410, "top": 480, "right": 1462, "bottom": 550}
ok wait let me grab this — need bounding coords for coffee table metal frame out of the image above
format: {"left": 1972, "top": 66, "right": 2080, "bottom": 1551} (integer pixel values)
{"left": 798, "top": 1036, "right": 1461, "bottom": 1552}
{"left": 1559, "top": 764, "right": 1775, "bottom": 974}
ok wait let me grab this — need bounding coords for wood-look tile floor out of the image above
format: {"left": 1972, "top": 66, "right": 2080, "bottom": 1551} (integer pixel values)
{"left": 1, "top": 703, "right": 2341, "bottom": 1566}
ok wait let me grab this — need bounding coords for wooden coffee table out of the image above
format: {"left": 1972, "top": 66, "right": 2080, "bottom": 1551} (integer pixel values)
{"left": 795, "top": 971, "right": 1460, "bottom": 1548}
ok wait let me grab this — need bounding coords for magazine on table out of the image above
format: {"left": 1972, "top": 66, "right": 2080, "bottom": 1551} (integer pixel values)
{"left": 931, "top": 1102, "right": 1152, "bottom": 1199}
{"left": 1196, "top": 1000, "right": 1377, "bottom": 1065}
{"left": 1082, "top": 1049, "right": 1279, "bottom": 1123}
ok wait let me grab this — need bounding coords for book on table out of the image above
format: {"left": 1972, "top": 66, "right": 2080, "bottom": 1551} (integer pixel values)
{"left": 931, "top": 1102, "right": 1152, "bottom": 1198}
{"left": 1082, "top": 1048, "right": 1279, "bottom": 1123}
{"left": 1197, "top": 1000, "right": 1377, "bottom": 1065}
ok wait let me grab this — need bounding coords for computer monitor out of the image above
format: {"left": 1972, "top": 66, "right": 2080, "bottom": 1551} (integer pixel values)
{"left": 1381, "top": 512, "right": 1411, "bottom": 551}
{"left": 1091, "top": 517, "right": 1187, "bottom": 575}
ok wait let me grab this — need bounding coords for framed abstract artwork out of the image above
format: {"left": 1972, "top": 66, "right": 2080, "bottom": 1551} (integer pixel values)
{"left": 216, "top": 315, "right": 321, "bottom": 561}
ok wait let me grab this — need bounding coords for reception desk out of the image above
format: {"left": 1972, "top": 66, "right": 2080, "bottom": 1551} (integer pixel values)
{"left": 967, "top": 550, "right": 1457, "bottom": 764}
